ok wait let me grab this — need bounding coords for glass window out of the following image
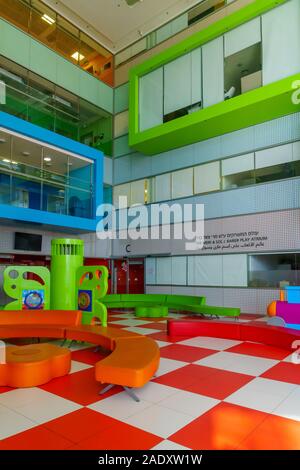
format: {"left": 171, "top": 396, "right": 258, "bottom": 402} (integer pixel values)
{"left": 79, "top": 99, "right": 113, "bottom": 155}
{"left": 248, "top": 253, "right": 300, "bottom": 288}
{"left": 0, "top": 0, "right": 30, "bottom": 32}
{"left": 194, "top": 161, "right": 220, "bottom": 194}
{"left": 29, "top": 0, "right": 57, "bottom": 49}
{"left": 222, "top": 153, "right": 255, "bottom": 189}
{"left": 56, "top": 17, "right": 80, "bottom": 65}
{"left": 80, "top": 32, "right": 113, "bottom": 86}
{"left": 171, "top": 167, "right": 193, "bottom": 199}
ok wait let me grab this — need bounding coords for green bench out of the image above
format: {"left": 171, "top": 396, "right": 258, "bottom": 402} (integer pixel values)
{"left": 102, "top": 294, "right": 240, "bottom": 318}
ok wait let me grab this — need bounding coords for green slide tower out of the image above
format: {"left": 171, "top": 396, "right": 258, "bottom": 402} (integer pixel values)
{"left": 50, "top": 239, "right": 84, "bottom": 310}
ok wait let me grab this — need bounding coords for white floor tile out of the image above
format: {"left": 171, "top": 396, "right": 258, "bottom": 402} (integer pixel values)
{"left": 194, "top": 351, "right": 278, "bottom": 376}
{"left": 273, "top": 387, "right": 300, "bottom": 421}
{"left": 123, "top": 404, "right": 195, "bottom": 439}
{"left": 15, "top": 392, "right": 81, "bottom": 424}
{"left": 178, "top": 336, "right": 242, "bottom": 351}
{"left": 133, "top": 382, "right": 178, "bottom": 404}
{"left": 0, "top": 388, "right": 51, "bottom": 409}
{"left": 123, "top": 326, "right": 160, "bottom": 335}
{"left": 225, "top": 377, "right": 296, "bottom": 413}
{"left": 159, "top": 390, "right": 219, "bottom": 417}
{"left": 70, "top": 360, "right": 92, "bottom": 374}
{"left": 151, "top": 440, "right": 190, "bottom": 450}
{"left": 110, "top": 319, "right": 151, "bottom": 326}
{"left": 156, "top": 357, "right": 187, "bottom": 377}
{"left": 155, "top": 340, "right": 171, "bottom": 348}
{"left": 0, "top": 407, "right": 37, "bottom": 440}
{"left": 89, "top": 391, "right": 152, "bottom": 420}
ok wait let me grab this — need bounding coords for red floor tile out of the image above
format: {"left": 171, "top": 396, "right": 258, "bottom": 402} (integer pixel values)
{"left": 170, "top": 402, "right": 268, "bottom": 450}
{"left": 76, "top": 420, "right": 162, "bottom": 450}
{"left": 160, "top": 344, "right": 216, "bottom": 362}
{"left": 0, "top": 426, "right": 73, "bottom": 450}
{"left": 148, "top": 332, "right": 190, "bottom": 343}
{"left": 238, "top": 414, "right": 300, "bottom": 450}
{"left": 226, "top": 341, "right": 290, "bottom": 361}
{"left": 155, "top": 364, "right": 253, "bottom": 399}
{"left": 43, "top": 408, "right": 118, "bottom": 443}
{"left": 39, "top": 367, "right": 122, "bottom": 405}
{"left": 71, "top": 347, "right": 109, "bottom": 365}
{"left": 154, "top": 364, "right": 216, "bottom": 388}
{"left": 261, "top": 362, "right": 300, "bottom": 385}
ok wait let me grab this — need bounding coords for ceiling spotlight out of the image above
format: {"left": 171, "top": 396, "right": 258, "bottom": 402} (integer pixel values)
{"left": 0, "top": 138, "right": 6, "bottom": 143}
{"left": 71, "top": 51, "right": 85, "bottom": 62}
{"left": 22, "top": 151, "right": 30, "bottom": 156}
{"left": 2, "top": 158, "right": 10, "bottom": 163}
{"left": 44, "top": 157, "right": 52, "bottom": 162}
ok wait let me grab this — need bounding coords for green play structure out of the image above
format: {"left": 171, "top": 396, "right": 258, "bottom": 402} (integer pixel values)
{"left": 1, "top": 237, "right": 240, "bottom": 321}
{"left": 1, "top": 238, "right": 109, "bottom": 326}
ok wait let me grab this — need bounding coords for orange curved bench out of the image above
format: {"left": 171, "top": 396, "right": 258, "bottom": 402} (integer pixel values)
{"left": 0, "top": 311, "right": 160, "bottom": 401}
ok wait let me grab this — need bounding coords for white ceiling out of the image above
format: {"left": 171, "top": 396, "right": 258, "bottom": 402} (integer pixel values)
{"left": 43, "top": 0, "right": 204, "bottom": 53}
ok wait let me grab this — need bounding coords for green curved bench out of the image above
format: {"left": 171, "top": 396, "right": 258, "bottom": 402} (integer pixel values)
{"left": 102, "top": 294, "right": 240, "bottom": 318}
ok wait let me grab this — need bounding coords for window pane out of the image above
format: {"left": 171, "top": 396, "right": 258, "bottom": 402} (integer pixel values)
{"left": 80, "top": 32, "right": 113, "bottom": 86}
{"left": 248, "top": 254, "right": 300, "bottom": 288}
{"left": 56, "top": 17, "right": 80, "bottom": 65}
{"left": 29, "top": 0, "right": 57, "bottom": 49}
{"left": 0, "top": 0, "right": 30, "bottom": 32}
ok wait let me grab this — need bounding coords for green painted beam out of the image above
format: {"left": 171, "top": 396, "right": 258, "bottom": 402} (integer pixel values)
{"left": 129, "top": 0, "right": 293, "bottom": 155}
{"left": 131, "top": 73, "right": 300, "bottom": 155}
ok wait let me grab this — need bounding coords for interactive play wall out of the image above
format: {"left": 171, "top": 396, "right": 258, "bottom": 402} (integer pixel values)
{"left": 2, "top": 239, "right": 108, "bottom": 326}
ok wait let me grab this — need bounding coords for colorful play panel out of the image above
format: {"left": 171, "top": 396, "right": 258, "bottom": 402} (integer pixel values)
{"left": 0, "top": 343, "right": 71, "bottom": 388}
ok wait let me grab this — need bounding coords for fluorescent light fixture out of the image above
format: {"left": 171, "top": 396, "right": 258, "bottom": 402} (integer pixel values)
{"left": 22, "top": 151, "right": 30, "bottom": 156}
{"left": 41, "top": 14, "right": 55, "bottom": 25}
{"left": 3, "top": 159, "right": 10, "bottom": 163}
{"left": 51, "top": 94, "right": 72, "bottom": 108}
{"left": 0, "top": 67, "right": 24, "bottom": 84}
{"left": 71, "top": 51, "right": 85, "bottom": 62}
{"left": 44, "top": 157, "right": 51, "bottom": 162}
{"left": 0, "top": 138, "right": 6, "bottom": 143}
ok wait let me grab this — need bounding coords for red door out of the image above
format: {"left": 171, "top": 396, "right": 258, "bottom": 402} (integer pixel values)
{"left": 128, "top": 259, "right": 144, "bottom": 294}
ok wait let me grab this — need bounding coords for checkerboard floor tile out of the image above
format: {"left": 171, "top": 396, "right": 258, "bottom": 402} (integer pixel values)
{"left": 1, "top": 309, "right": 300, "bottom": 450}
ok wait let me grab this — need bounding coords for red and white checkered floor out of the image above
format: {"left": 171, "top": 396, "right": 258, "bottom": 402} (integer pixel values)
{"left": 1, "top": 311, "right": 300, "bottom": 450}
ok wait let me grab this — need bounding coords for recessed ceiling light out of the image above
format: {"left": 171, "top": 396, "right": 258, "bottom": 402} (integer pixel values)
{"left": 12, "top": 161, "right": 17, "bottom": 164}
{"left": 44, "top": 157, "right": 52, "bottom": 162}
{"left": 71, "top": 51, "right": 85, "bottom": 62}
{"left": 0, "top": 138, "right": 6, "bottom": 143}
{"left": 2, "top": 158, "right": 10, "bottom": 163}
{"left": 22, "top": 151, "right": 30, "bottom": 156}
{"left": 41, "top": 14, "right": 55, "bottom": 25}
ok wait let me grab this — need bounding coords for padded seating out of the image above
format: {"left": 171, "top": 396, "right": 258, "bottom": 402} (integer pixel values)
{"left": 0, "top": 310, "right": 160, "bottom": 401}
{"left": 102, "top": 294, "right": 240, "bottom": 318}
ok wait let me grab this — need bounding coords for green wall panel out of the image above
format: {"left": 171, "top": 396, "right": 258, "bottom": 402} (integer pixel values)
{"left": 29, "top": 40, "right": 57, "bottom": 84}
{"left": 114, "top": 134, "right": 133, "bottom": 158}
{"left": 79, "top": 69, "right": 99, "bottom": 105}
{"left": 56, "top": 55, "right": 80, "bottom": 96}
{"left": 0, "top": 18, "right": 30, "bottom": 68}
{"left": 96, "top": 79, "right": 114, "bottom": 115}
{"left": 115, "top": 82, "right": 129, "bottom": 114}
